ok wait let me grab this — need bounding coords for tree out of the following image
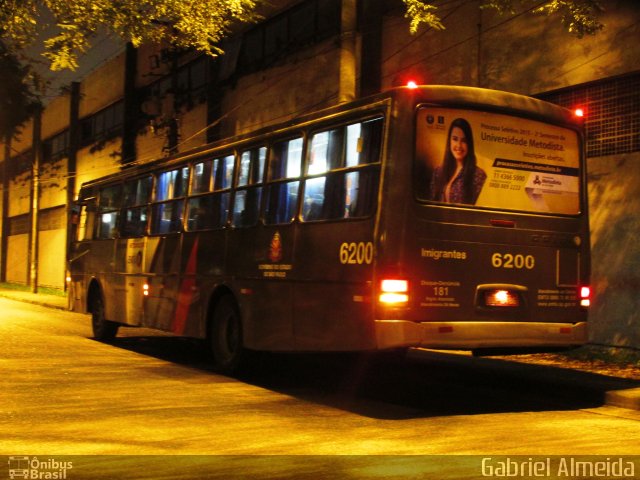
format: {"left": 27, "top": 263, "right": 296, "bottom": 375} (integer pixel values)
{"left": 1, "top": 0, "right": 258, "bottom": 71}
{"left": 0, "top": 41, "right": 41, "bottom": 139}
{"left": 403, "top": 0, "right": 604, "bottom": 37}
{"left": 1, "top": 0, "right": 604, "bottom": 73}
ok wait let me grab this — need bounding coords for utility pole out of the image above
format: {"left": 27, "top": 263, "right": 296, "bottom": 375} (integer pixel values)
{"left": 1, "top": 134, "right": 10, "bottom": 283}
{"left": 29, "top": 107, "right": 42, "bottom": 293}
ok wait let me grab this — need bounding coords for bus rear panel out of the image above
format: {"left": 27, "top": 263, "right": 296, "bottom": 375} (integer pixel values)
{"left": 374, "top": 89, "right": 589, "bottom": 354}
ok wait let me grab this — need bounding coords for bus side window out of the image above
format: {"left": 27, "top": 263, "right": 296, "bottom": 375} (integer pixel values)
{"left": 151, "top": 167, "right": 189, "bottom": 234}
{"left": 97, "top": 185, "right": 122, "bottom": 239}
{"left": 265, "top": 137, "right": 302, "bottom": 225}
{"left": 233, "top": 147, "right": 265, "bottom": 227}
{"left": 302, "top": 117, "right": 382, "bottom": 222}
{"left": 76, "top": 203, "right": 96, "bottom": 241}
{"left": 121, "top": 176, "right": 151, "bottom": 237}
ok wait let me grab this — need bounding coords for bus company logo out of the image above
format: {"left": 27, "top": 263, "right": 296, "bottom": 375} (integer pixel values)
{"left": 7, "top": 456, "right": 73, "bottom": 479}
{"left": 425, "top": 114, "right": 446, "bottom": 130}
{"left": 269, "top": 232, "right": 283, "bottom": 263}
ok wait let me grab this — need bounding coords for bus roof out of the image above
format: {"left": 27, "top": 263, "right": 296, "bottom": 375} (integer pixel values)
{"left": 395, "top": 85, "right": 579, "bottom": 125}
{"left": 77, "top": 85, "right": 580, "bottom": 197}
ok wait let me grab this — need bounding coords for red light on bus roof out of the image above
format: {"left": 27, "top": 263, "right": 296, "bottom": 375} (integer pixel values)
{"left": 574, "top": 108, "right": 585, "bottom": 118}
{"left": 406, "top": 80, "right": 418, "bottom": 89}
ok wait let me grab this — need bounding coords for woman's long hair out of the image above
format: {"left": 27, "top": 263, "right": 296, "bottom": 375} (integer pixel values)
{"left": 435, "top": 118, "right": 478, "bottom": 204}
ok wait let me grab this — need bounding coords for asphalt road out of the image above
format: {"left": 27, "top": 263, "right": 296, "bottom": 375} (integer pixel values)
{"left": 1, "top": 297, "right": 640, "bottom": 479}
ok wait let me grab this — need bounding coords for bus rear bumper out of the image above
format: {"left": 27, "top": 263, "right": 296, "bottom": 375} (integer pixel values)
{"left": 374, "top": 320, "right": 588, "bottom": 351}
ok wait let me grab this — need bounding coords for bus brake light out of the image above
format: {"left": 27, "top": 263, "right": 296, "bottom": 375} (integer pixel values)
{"left": 379, "top": 279, "right": 409, "bottom": 305}
{"left": 580, "top": 286, "right": 591, "bottom": 307}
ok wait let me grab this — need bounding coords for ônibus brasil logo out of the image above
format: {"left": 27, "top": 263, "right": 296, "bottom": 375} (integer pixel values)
{"left": 8, "top": 456, "right": 73, "bottom": 479}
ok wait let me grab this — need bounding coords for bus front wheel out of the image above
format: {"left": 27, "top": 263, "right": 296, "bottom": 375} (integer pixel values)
{"left": 91, "top": 293, "right": 119, "bottom": 342}
{"left": 210, "top": 295, "right": 247, "bottom": 375}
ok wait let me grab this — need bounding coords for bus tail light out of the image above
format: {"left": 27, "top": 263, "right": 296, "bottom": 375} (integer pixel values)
{"left": 484, "top": 289, "right": 520, "bottom": 308}
{"left": 143, "top": 283, "right": 150, "bottom": 296}
{"left": 580, "top": 286, "right": 591, "bottom": 307}
{"left": 379, "top": 279, "right": 409, "bottom": 305}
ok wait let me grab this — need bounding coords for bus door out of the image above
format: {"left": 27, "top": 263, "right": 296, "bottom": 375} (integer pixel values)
{"left": 113, "top": 238, "right": 146, "bottom": 326}
{"left": 292, "top": 117, "right": 383, "bottom": 351}
{"left": 91, "top": 184, "right": 122, "bottom": 322}
{"left": 68, "top": 197, "right": 96, "bottom": 311}
{"left": 143, "top": 235, "right": 182, "bottom": 332}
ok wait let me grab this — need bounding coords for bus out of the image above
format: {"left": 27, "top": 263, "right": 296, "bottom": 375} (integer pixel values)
{"left": 67, "top": 85, "right": 590, "bottom": 373}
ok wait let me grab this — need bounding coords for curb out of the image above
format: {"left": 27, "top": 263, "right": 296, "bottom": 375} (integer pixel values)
{"left": 0, "top": 291, "right": 68, "bottom": 311}
{"left": 409, "top": 349, "right": 640, "bottom": 412}
{"left": 606, "top": 388, "right": 640, "bottom": 411}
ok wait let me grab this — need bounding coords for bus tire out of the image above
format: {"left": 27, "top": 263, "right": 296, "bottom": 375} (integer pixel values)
{"left": 210, "top": 294, "right": 247, "bottom": 375}
{"left": 91, "top": 292, "right": 119, "bottom": 342}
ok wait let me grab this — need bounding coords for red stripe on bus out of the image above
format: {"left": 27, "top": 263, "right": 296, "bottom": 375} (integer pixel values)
{"left": 173, "top": 238, "right": 199, "bottom": 335}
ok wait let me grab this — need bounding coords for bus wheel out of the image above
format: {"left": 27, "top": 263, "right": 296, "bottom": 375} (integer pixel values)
{"left": 210, "top": 295, "right": 247, "bottom": 375}
{"left": 91, "top": 293, "right": 119, "bottom": 342}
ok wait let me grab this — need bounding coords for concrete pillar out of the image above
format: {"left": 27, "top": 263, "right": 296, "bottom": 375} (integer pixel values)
{"left": 339, "top": 0, "right": 358, "bottom": 103}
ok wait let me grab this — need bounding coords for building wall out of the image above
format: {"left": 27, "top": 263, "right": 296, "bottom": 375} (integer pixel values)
{"left": 380, "top": 0, "right": 640, "bottom": 96}
{"left": 79, "top": 52, "right": 126, "bottom": 118}
{"left": 179, "top": 102, "right": 208, "bottom": 152}
{"left": 6, "top": 234, "right": 28, "bottom": 284}
{"left": 587, "top": 152, "right": 640, "bottom": 348}
{"left": 75, "top": 141, "right": 122, "bottom": 195}
{"left": 38, "top": 211, "right": 66, "bottom": 288}
{"left": 220, "top": 39, "right": 342, "bottom": 138}
{"left": 8, "top": 171, "right": 31, "bottom": 218}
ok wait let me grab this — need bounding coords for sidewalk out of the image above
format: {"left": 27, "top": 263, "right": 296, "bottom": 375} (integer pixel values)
{"left": 1, "top": 286, "right": 639, "bottom": 411}
{"left": 0, "top": 286, "right": 69, "bottom": 310}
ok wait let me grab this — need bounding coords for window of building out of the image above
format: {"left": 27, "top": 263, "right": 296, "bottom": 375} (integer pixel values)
{"left": 176, "top": 57, "right": 209, "bottom": 110}
{"left": 237, "top": 0, "right": 341, "bottom": 74}
{"left": 80, "top": 101, "right": 124, "bottom": 147}
{"left": 42, "top": 130, "right": 69, "bottom": 163}
{"left": 8, "top": 214, "right": 30, "bottom": 236}
{"left": 302, "top": 117, "right": 383, "bottom": 221}
{"left": 538, "top": 73, "right": 640, "bottom": 157}
{"left": 39, "top": 207, "right": 66, "bottom": 231}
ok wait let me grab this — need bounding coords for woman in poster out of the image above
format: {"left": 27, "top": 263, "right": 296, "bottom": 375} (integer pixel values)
{"left": 429, "top": 118, "right": 486, "bottom": 204}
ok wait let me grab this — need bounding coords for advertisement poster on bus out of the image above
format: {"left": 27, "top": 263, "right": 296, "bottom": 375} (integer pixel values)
{"left": 415, "top": 107, "right": 581, "bottom": 215}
